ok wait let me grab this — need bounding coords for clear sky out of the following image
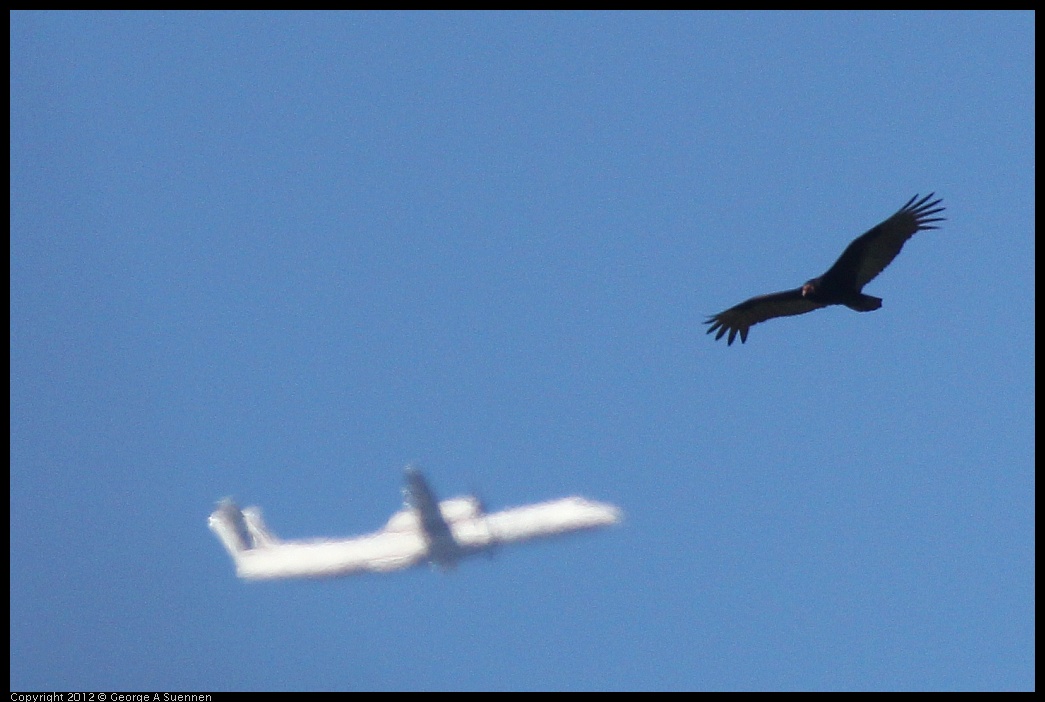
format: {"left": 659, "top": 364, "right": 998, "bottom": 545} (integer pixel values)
{"left": 10, "top": 11, "right": 1034, "bottom": 692}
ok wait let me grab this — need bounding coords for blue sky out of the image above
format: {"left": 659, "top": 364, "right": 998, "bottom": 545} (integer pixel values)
{"left": 10, "top": 11, "right": 1033, "bottom": 691}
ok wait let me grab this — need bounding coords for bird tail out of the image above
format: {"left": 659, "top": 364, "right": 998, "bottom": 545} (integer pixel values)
{"left": 852, "top": 294, "right": 882, "bottom": 312}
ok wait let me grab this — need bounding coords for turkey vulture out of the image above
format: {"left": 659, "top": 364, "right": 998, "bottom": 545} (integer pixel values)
{"left": 705, "top": 193, "right": 945, "bottom": 345}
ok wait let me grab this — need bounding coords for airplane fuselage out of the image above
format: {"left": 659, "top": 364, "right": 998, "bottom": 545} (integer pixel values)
{"left": 209, "top": 468, "right": 621, "bottom": 580}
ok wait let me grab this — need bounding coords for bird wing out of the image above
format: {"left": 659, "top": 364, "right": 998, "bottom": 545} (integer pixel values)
{"left": 821, "top": 193, "right": 945, "bottom": 290}
{"left": 705, "top": 289, "right": 824, "bottom": 345}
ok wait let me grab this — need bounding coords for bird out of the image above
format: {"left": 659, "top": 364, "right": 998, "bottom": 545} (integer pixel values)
{"left": 705, "top": 193, "right": 945, "bottom": 345}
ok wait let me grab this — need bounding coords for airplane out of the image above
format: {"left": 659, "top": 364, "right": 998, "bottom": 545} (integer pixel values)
{"left": 209, "top": 466, "right": 622, "bottom": 580}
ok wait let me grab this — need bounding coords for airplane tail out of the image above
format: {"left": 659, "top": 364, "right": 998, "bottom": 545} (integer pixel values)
{"left": 242, "top": 506, "right": 280, "bottom": 548}
{"left": 208, "top": 499, "right": 251, "bottom": 562}
{"left": 209, "top": 499, "right": 282, "bottom": 565}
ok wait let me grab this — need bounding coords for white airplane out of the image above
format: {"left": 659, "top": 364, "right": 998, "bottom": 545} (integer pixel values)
{"left": 209, "top": 466, "right": 622, "bottom": 580}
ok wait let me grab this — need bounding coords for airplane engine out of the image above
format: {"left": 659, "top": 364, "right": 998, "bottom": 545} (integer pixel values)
{"left": 438, "top": 496, "right": 482, "bottom": 523}
{"left": 384, "top": 508, "right": 419, "bottom": 532}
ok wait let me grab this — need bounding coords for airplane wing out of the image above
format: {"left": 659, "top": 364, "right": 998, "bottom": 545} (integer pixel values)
{"left": 402, "top": 466, "right": 465, "bottom": 569}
